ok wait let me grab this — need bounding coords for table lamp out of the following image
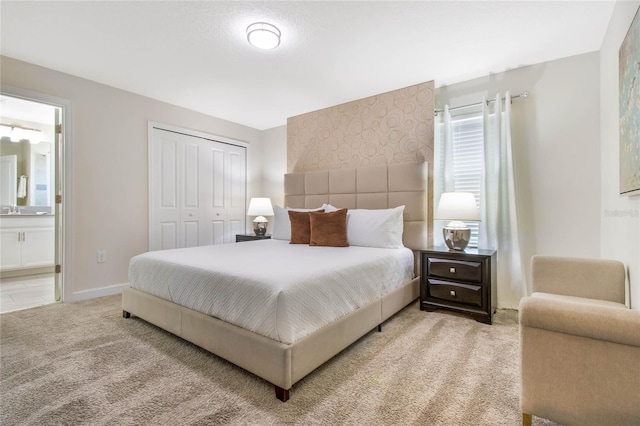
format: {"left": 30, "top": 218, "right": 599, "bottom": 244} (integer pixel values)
{"left": 247, "top": 197, "right": 274, "bottom": 236}
{"left": 435, "top": 192, "right": 480, "bottom": 251}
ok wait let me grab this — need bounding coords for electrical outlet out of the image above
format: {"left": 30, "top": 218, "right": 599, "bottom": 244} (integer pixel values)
{"left": 97, "top": 250, "right": 107, "bottom": 263}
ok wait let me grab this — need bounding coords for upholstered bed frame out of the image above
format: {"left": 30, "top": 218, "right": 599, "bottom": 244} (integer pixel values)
{"left": 122, "top": 161, "right": 428, "bottom": 401}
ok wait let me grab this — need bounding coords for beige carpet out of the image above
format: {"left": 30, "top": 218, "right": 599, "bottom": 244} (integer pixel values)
{"left": 1, "top": 296, "right": 556, "bottom": 425}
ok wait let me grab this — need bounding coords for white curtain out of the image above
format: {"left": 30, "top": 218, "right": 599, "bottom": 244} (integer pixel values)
{"left": 479, "top": 92, "right": 526, "bottom": 309}
{"left": 433, "top": 105, "right": 454, "bottom": 246}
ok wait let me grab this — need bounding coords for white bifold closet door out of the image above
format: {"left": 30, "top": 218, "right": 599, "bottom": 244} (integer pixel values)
{"left": 149, "top": 127, "right": 246, "bottom": 251}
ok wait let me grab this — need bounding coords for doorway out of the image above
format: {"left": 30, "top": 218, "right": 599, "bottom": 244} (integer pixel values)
{"left": 0, "top": 93, "right": 64, "bottom": 313}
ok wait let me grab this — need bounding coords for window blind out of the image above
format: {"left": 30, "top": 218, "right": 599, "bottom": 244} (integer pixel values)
{"left": 437, "top": 111, "right": 483, "bottom": 248}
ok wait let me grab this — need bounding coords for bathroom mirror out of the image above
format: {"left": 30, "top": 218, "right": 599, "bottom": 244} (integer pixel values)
{"left": 0, "top": 94, "right": 56, "bottom": 210}
{"left": 0, "top": 139, "right": 52, "bottom": 208}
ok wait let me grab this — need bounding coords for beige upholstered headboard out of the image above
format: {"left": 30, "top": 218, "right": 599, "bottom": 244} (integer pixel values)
{"left": 284, "top": 161, "right": 428, "bottom": 251}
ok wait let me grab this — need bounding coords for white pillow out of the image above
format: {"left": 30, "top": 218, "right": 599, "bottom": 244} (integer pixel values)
{"left": 272, "top": 205, "right": 324, "bottom": 240}
{"left": 324, "top": 205, "right": 405, "bottom": 248}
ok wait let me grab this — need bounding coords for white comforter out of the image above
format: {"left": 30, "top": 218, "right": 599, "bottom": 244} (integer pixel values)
{"left": 128, "top": 239, "right": 414, "bottom": 344}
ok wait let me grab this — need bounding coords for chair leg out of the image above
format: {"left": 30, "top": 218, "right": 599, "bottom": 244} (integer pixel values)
{"left": 522, "top": 413, "right": 532, "bottom": 426}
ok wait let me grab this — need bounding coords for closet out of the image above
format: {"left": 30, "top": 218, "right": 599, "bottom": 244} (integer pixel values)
{"left": 149, "top": 127, "right": 246, "bottom": 251}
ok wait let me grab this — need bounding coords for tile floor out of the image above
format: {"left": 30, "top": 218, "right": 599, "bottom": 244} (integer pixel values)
{"left": 0, "top": 273, "right": 56, "bottom": 313}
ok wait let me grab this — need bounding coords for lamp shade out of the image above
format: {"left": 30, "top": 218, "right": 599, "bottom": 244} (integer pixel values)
{"left": 435, "top": 192, "right": 480, "bottom": 222}
{"left": 247, "top": 197, "right": 274, "bottom": 217}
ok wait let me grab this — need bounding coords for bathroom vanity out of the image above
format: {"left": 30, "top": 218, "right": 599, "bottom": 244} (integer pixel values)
{"left": 0, "top": 214, "right": 54, "bottom": 272}
{"left": 0, "top": 138, "right": 55, "bottom": 274}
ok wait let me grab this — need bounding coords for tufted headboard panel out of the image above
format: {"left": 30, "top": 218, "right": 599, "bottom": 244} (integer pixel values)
{"left": 284, "top": 161, "right": 428, "bottom": 251}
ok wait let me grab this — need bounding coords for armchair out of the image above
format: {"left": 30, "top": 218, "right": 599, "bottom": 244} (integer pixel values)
{"left": 519, "top": 255, "right": 640, "bottom": 425}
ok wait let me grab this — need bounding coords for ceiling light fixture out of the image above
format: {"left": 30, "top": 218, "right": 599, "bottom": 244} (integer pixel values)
{"left": 246, "top": 22, "right": 281, "bottom": 50}
{"left": 0, "top": 123, "right": 49, "bottom": 144}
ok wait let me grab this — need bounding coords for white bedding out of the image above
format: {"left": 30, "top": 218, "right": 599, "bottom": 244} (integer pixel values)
{"left": 128, "top": 239, "right": 414, "bottom": 344}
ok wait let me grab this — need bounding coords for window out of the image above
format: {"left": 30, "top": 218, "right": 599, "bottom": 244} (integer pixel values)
{"left": 435, "top": 110, "right": 483, "bottom": 248}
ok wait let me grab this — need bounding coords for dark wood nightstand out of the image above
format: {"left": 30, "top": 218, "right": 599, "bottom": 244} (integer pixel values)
{"left": 420, "top": 246, "right": 497, "bottom": 324}
{"left": 235, "top": 234, "right": 272, "bottom": 242}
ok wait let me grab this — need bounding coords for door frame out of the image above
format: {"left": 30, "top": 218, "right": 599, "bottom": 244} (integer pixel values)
{"left": 148, "top": 121, "right": 249, "bottom": 149}
{"left": 147, "top": 121, "right": 249, "bottom": 248}
{"left": 1, "top": 86, "right": 73, "bottom": 302}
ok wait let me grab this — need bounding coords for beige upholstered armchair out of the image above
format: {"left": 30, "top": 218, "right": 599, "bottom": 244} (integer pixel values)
{"left": 519, "top": 255, "right": 640, "bottom": 426}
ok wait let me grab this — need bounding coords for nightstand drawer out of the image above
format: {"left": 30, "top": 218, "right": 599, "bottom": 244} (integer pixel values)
{"left": 428, "top": 279, "right": 482, "bottom": 307}
{"left": 427, "top": 258, "right": 482, "bottom": 283}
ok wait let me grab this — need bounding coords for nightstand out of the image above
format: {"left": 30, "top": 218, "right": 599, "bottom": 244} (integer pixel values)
{"left": 235, "top": 234, "right": 271, "bottom": 242}
{"left": 420, "top": 246, "right": 497, "bottom": 324}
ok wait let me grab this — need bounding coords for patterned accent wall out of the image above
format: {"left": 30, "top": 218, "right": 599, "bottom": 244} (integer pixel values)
{"left": 287, "top": 80, "right": 435, "bottom": 245}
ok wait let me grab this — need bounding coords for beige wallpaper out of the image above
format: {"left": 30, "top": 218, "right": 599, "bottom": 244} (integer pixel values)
{"left": 287, "top": 81, "right": 435, "bottom": 245}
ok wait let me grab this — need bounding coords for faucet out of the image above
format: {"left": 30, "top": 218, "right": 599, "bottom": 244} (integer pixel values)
{"left": 4, "top": 205, "right": 21, "bottom": 215}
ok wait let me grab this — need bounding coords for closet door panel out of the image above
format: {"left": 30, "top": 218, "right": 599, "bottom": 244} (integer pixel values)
{"left": 159, "top": 222, "right": 178, "bottom": 250}
{"left": 151, "top": 129, "right": 182, "bottom": 250}
{"left": 183, "top": 142, "right": 200, "bottom": 209}
{"left": 184, "top": 221, "right": 199, "bottom": 247}
{"left": 228, "top": 219, "right": 243, "bottom": 240}
{"left": 210, "top": 220, "right": 225, "bottom": 245}
{"left": 225, "top": 147, "right": 246, "bottom": 243}
{"left": 208, "top": 145, "right": 226, "bottom": 244}
{"left": 210, "top": 148, "right": 225, "bottom": 208}
{"left": 159, "top": 138, "right": 178, "bottom": 209}
{"left": 229, "top": 150, "right": 245, "bottom": 209}
{"left": 150, "top": 127, "right": 246, "bottom": 250}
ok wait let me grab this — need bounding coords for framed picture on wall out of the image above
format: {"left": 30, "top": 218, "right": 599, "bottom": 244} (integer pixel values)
{"left": 619, "top": 7, "right": 640, "bottom": 196}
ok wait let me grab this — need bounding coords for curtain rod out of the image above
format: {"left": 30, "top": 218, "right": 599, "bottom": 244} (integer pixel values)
{"left": 434, "top": 91, "right": 529, "bottom": 116}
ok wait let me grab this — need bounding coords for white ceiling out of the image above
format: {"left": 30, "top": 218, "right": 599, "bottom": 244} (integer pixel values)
{"left": 1, "top": 1, "right": 615, "bottom": 130}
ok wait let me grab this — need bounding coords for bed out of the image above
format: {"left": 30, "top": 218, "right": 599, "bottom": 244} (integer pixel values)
{"left": 122, "top": 161, "right": 429, "bottom": 401}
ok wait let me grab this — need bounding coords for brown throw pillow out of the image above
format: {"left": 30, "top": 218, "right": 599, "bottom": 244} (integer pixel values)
{"left": 309, "top": 209, "right": 349, "bottom": 247}
{"left": 288, "top": 210, "right": 313, "bottom": 244}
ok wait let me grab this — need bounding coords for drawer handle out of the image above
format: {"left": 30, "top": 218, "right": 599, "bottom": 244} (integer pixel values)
{"left": 450, "top": 290, "right": 456, "bottom": 297}
{"left": 450, "top": 267, "right": 456, "bottom": 274}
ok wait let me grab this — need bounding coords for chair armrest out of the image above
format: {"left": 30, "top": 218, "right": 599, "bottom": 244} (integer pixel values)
{"left": 530, "top": 255, "right": 625, "bottom": 303}
{"left": 519, "top": 297, "right": 640, "bottom": 347}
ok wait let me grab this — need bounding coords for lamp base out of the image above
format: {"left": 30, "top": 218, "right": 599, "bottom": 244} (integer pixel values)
{"left": 442, "top": 227, "right": 471, "bottom": 251}
{"left": 253, "top": 222, "right": 267, "bottom": 236}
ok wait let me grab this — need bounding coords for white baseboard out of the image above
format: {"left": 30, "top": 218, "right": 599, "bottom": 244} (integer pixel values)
{"left": 66, "top": 282, "right": 129, "bottom": 302}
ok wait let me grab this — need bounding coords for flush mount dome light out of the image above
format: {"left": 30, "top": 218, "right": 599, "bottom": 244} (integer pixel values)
{"left": 246, "top": 22, "right": 281, "bottom": 49}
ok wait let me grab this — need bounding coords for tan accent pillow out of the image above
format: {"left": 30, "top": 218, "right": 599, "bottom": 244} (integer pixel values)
{"left": 288, "top": 210, "right": 313, "bottom": 244}
{"left": 309, "top": 209, "right": 349, "bottom": 247}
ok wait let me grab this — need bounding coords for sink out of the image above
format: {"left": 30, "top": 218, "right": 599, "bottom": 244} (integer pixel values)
{"left": 1, "top": 207, "right": 52, "bottom": 215}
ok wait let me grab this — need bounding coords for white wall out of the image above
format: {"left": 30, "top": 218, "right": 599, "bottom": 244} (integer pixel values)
{"left": 1, "top": 56, "right": 263, "bottom": 300}
{"left": 600, "top": 1, "right": 640, "bottom": 309}
{"left": 435, "top": 52, "right": 602, "bottom": 289}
